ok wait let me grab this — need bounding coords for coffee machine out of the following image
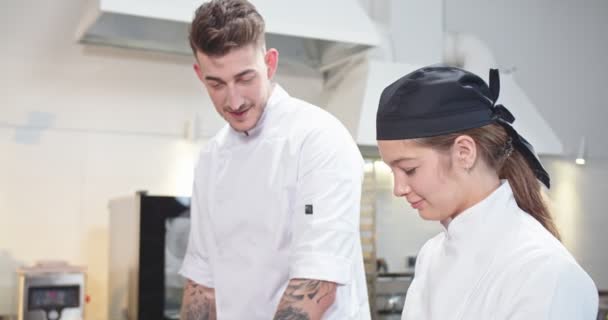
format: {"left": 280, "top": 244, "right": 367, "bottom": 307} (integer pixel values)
{"left": 17, "top": 261, "right": 86, "bottom": 320}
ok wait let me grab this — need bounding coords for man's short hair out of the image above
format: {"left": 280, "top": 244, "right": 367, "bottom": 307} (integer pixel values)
{"left": 189, "top": 0, "right": 266, "bottom": 56}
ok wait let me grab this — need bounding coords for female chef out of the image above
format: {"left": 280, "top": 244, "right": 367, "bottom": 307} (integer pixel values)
{"left": 375, "top": 65, "right": 598, "bottom": 319}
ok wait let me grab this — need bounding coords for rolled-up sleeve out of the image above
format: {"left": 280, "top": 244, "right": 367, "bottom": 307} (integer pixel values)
{"left": 289, "top": 121, "right": 364, "bottom": 285}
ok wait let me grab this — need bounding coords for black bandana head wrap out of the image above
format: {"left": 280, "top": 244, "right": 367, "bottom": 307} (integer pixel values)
{"left": 376, "top": 65, "right": 550, "bottom": 188}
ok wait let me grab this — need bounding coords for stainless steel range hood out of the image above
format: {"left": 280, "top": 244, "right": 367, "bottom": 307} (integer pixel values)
{"left": 75, "top": 0, "right": 380, "bottom": 69}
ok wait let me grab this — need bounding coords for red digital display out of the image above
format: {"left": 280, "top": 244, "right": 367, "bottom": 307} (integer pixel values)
{"left": 28, "top": 286, "right": 80, "bottom": 309}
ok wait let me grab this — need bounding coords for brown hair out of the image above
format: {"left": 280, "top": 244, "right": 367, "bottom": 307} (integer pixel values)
{"left": 417, "top": 123, "right": 561, "bottom": 240}
{"left": 189, "top": 0, "right": 265, "bottom": 56}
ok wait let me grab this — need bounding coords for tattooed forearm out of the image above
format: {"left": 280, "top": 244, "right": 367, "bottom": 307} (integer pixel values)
{"left": 283, "top": 280, "right": 334, "bottom": 304}
{"left": 180, "top": 279, "right": 217, "bottom": 320}
{"left": 274, "top": 306, "right": 310, "bottom": 320}
{"left": 273, "top": 279, "right": 337, "bottom": 320}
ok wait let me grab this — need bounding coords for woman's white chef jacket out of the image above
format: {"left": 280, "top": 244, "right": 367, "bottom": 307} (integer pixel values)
{"left": 402, "top": 181, "right": 598, "bottom": 320}
{"left": 180, "top": 85, "right": 371, "bottom": 319}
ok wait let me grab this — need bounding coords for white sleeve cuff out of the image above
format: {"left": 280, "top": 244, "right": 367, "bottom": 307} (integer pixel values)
{"left": 179, "top": 253, "right": 214, "bottom": 287}
{"left": 289, "top": 253, "right": 352, "bottom": 285}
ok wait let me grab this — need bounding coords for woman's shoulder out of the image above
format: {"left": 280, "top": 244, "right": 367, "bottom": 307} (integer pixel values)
{"left": 500, "top": 211, "right": 597, "bottom": 299}
{"left": 500, "top": 249, "right": 598, "bottom": 317}
{"left": 502, "top": 218, "right": 566, "bottom": 270}
{"left": 491, "top": 211, "right": 598, "bottom": 317}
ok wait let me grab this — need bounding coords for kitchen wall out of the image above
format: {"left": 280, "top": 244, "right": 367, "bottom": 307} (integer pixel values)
{"left": 0, "top": 4, "right": 212, "bottom": 314}
{"left": 543, "top": 157, "right": 608, "bottom": 289}
{"left": 0, "top": 49, "right": 204, "bottom": 318}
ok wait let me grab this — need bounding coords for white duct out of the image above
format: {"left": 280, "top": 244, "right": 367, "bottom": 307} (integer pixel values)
{"left": 443, "top": 33, "right": 564, "bottom": 155}
{"left": 322, "top": 10, "right": 424, "bottom": 145}
{"left": 443, "top": 33, "right": 498, "bottom": 81}
{"left": 323, "top": 0, "right": 442, "bottom": 147}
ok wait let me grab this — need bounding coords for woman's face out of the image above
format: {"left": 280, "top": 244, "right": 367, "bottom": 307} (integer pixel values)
{"left": 378, "top": 139, "right": 467, "bottom": 222}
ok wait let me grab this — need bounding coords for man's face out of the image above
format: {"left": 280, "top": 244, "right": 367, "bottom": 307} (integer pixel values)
{"left": 194, "top": 44, "right": 278, "bottom": 133}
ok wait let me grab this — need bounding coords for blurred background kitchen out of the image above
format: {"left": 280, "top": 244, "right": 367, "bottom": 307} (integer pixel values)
{"left": 1, "top": 0, "right": 607, "bottom": 319}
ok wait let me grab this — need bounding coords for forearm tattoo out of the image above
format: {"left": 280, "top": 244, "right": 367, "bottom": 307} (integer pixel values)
{"left": 274, "top": 279, "right": 336, "bottom": 320}
{"left": 274, "top": 306, "right": 311, "bottom": 320}
{"left": 181, "top": 280, "right": 217, "bottom": 320}
{"left": 284, "top": 280, "right": 334, "bottom": 304}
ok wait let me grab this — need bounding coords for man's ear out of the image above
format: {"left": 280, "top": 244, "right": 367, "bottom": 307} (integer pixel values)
{"left": 193, "top": 63, "right": 204, "bottom": 82}
{"left": 264, "top": 48, "right": 279, "bottom": 79}
{"left": 452, "top": 135, "right": 477, "bottom": 171}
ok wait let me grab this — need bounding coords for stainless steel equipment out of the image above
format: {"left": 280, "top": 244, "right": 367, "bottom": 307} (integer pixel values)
{"left": 375, "top": 273, "right": 413, "bottom": 320}
{"left": 598, "top": 290, "right": 607, "bottom": 320}
{"left": 17, "top": 261, "right": 86, "bottom": 320}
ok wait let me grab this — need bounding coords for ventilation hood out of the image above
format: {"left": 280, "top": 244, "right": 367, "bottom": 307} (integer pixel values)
{"left": 323, "top": 0, "right": 441, "bottom": 150}
{"left": 324, "top": 59, "right": 422, "bottom": 147}
{"left": 324, "top": 36, "right": 564, "bottom": 155}
{"left": 443, "top": 33, "right": 564, "bottom": 155}
{"left": 323, "top": 0, "right": 562, "bottom": 155}
{"left": 75, "top": 0, "right": 380, "bottom": 69}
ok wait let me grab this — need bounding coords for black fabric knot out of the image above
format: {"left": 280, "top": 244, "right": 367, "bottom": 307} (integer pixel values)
{"left": 492, "top": 104, "right": 515, "bottom": 124}
{"left": 488, "top": 68, "right": 515, "bottom": 124}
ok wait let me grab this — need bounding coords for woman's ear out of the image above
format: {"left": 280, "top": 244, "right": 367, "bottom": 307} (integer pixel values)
{"left": 452, "top": 135, "right": 477, "bottom": 171}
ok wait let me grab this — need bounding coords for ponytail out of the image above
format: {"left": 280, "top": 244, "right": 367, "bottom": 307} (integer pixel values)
{"left": 499, "top": 149, "right": 561, "bottom": 239}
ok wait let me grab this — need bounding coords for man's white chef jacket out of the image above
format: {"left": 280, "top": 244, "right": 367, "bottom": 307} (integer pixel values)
{"left": 180, "top": 85, "right": 371, "bottom": 319}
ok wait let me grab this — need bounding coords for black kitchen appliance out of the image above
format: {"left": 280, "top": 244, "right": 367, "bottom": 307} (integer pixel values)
{"left": 108, "top": 192, "right": 191, "bottom": 320}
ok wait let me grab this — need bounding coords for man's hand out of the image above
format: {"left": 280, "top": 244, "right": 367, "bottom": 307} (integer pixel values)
{"left": 180, "top": 279, "right": 217, "bottom": 320}
{"left": 273, "top": 279, "right": 337, "bottom": 320}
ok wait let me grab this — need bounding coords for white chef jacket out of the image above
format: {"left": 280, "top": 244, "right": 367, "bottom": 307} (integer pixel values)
{"left": 402, "top": 181, "right": 598, "bottom": 320}
{"left": 180, "top": 85, "right": 371, "bottom": 319}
